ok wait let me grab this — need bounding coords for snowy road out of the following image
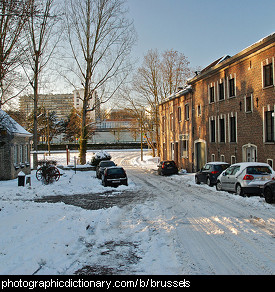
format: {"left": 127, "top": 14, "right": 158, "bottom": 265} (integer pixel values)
{"left": 0, "top": 150, "right": 274, "bottom": 275}
{"left": 108, "top": 151, "right": 275, "bottom": 275}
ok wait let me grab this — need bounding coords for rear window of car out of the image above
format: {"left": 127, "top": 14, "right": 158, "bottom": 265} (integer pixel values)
{"left": 214, "top": 164, "right": 229, "bottom": 171}
{"left": 100, "top": 161, "right": 115, "bottom": 167}
{"left": 164, "top": 161, "right": 176, "bottom": 166}
{"left": 107, "top": 168, "right": 125, "bottom": 175}
{"left": 246, "top": 166, "right": 271, "bottom": 175}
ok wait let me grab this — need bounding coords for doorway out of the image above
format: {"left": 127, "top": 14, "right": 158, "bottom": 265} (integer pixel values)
{"left": 242, "top": 144, "right": 257, "bottom": 162}
{"left": 195, "top": 140, "right": 206, "bottom": 171}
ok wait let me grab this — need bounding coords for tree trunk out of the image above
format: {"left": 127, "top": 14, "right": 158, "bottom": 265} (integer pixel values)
{"left": 32, "top": 52, "right": 39, "bottom": 169}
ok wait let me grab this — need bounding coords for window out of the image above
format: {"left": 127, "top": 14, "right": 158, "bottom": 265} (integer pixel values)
{"left": 218, "top": 82, "right": 225, "bottom": 101}
{"left": 170, "top": 113, "right": 174, "bottom": 131}
{"left": 211, "top": 154, "right": 215, "bottom": 162}
{"left": 210, "top": 119, "right": 216, "bottom": 142}
{"left": 209, "top": 86, "right": 215, "bottom": 103}
{"left": 20, "top": 145, "right": 23, "bottom": 163}
{"left": 267, "top": 159, "right": 273, "bottom": 169}
{"left": 265, "top": 110, "right": 274, "bottom": 142}
{"left": 25, "top": 145, "right": 29, "bottom": 163}
{"left": 230, "top": 116, "right": 237, "bottom": 142}
{"left": 197, "top": 104, "right": 201, "bottom": 117}
{"left": 231, "top": 166, "right": 240, "bottom": 175}
{"left": 231, "top": 156, "right": 236, "bottom": 165}
{"left": 245, "top": 95, "right": 253, "bottom": 112}
{"left": 203, "top": 164, "right": 211, "bottom": 171}
{"left": 263, "top": 63, "right": 273, "bottom": 87}
{"left": 219, "top": 117, "right": 225, "bottom": 142}
{"left": 185, "top": 104, "right": 189, "bottom": 120}
{"left": 162, "top": 116, "right": 166, "bottom": 133}
{"left": 229, "top": 78, "right": 235, "bottom": 97}
{"left": 178, "top": 107, "right": 182, "bottom": 122}
{"left": 180, "top": 135, "right": 189, "bottom": 158}
{"left": 14, "top": 145, "right": 18, "bottom": 164}
{"left": 220, "top": 155, "right": 225, "bottom": 162}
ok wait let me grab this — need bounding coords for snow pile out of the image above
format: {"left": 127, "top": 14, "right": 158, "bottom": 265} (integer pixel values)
{"left": 131, "top": 155, "right": 159, "bottom": 171}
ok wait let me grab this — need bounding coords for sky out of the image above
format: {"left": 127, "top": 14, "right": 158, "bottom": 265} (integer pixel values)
{"left": 127, "top": 0, "right": 275, "bottom": 70}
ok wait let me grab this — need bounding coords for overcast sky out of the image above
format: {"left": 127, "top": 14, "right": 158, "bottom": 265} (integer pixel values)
{"left": 127, "top": 0, "right": 275, "bottom": 70}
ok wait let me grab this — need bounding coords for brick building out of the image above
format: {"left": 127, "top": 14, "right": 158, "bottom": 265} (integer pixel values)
{"left": 159, "top": 33, "right": 275, "bottom": 172}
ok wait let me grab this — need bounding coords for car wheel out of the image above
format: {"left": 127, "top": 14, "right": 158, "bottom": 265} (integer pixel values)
{"left": 264, "top": 187, "right": 274, "bottom": 204}
{"left": 216, "top": 180, "right": 222, "bottom": 191}
{"left": 206, "top": 177, "right": 212, "bottom": 187}
{"left": 236, "top": 184, "right": 244, "bottom": 196}
{"left": 195, "top": 176, "right": 200, "bottom": 184}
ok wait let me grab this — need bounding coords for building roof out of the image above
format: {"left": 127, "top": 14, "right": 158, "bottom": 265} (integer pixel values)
{"left": 0, "top": 109, "right": 32, "bottom": 137}
{"left": 188, "top": 32, "right": 275, "bottom": 84}
{"left": 159, "top": 85, "right": 192, "bottom": 105}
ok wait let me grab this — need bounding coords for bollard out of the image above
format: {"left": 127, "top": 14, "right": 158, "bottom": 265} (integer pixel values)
{"left": 26, "top": 175, "right": 31, "bottom": 186}
{"left": 18, "top": 171, "right": 25, "bottom": 187}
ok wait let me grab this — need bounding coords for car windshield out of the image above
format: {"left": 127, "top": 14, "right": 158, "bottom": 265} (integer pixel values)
{"left": 247, "top": 166, "right": 271, "bottom": 175}
{"left": 100, "top": 161, "right": 115, "bottom": 167}
{"left": 107, "top": 168, "right": 125, "bottom": 175}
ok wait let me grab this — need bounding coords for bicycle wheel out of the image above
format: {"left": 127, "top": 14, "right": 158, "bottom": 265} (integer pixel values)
{"left": 49, "top": 167, "right": 61, "bottom": 182}
{"left": 36, "top": 168, "right": 43, "bottom": 181}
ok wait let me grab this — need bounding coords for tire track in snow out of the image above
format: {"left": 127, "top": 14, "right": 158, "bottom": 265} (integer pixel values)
{"left": 123, "top": 166, "right": 275, "bottom": 274}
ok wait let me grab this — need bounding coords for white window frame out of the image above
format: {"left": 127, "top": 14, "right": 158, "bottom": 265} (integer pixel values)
{"left": 262, "top": 57, "right": 274, "bottom": 88}
{"left": 231, "top": 155, "right": 236, "bottom": 165}
{"left": 218, "top": 114, "right": 226, "bottom": 143}
{"left": 14, "top": 145, "right": 18, "bottom": 165}
{"left": 227, "top": 73, "right": 237, "bottom": 98}
{"left": 208, "top": 83, "right": 215, "bottom": 103}
{"left": 19, "top": 145, "right": 24, "bottom": 164}
{"left": 209, "top": 116, "right": 216, "bottom": 143}
{"left": 25, "top": 145, "right": 29, "bottom": 163}
{"left": 197, "top": 104, "right": 201, "bottom": 117}
{"left": 185, "top": 103, "right": 190, "bottom": 121}
{"left": 228, "top": 112, "right": 238, "bottom": 143}
{"left": 211, "top": 154, "right": 215, "bottom": 162}
{"left": 180, "top": 134, "right": 189, "bottom": 158}
{"left": 267, "top": 159, "right": 273, "bottom": 169}
{"left": 217, "top": 79, "right": 225, "bottom": 101}
{"left": 263, "top": 104, "right": 275, "bottom": 143}
{"left": 244, "top": 94, "right": 253, "bottom": 113}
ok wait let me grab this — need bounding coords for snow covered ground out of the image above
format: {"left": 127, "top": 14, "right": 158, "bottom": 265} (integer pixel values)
{"left": 0, "top": 150, "right": 274, "bottom": 275}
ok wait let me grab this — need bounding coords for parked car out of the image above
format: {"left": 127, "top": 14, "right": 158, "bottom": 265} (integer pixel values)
{"left": 216, "top": 162, "right": 275, "bottom": 196}
{"left": 96, "top": 160, "right": 116, "bottom": 178}
{"left": 263, "top": 180, "right": 275, "bottom": 204}
{"left": 157, "top": 161, "right": 178, "bottom": 176}
{"left": 102, "top": 166, "right": 128, "bottom": 187}
{"left": 195, "top": 162, "right": 230, "bottom": 186}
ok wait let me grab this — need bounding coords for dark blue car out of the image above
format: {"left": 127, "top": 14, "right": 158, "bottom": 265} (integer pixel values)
{"left": 263, "top": 180, "right": 275, "bottom": 204}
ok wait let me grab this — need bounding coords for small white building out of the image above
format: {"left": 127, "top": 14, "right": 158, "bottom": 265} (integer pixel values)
{"left": 0, "top": 109, "right": 32, "bottom": 180}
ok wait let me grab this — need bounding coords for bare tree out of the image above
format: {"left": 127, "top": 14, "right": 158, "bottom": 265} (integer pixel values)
{"left": 132, "top": 50, "right": 162, "bottom": 156}
{"left": 63, "top": 0, "right": 136, "bottom": 164}
{"left": 161, "top": 49, "right": 191, "bottom": 98}
{"left": 23, "top": 0, "right": 61, "bottom": 168}
{"left": 0, "top": 0, "right": 32, "bottom": 108}
{"left": 132, "top": 49, "right": 191, "bottom": 157}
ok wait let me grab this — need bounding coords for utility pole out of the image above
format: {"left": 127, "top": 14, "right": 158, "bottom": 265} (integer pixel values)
{"left": 140, "top": 112, "right": 143, "bottom": 161}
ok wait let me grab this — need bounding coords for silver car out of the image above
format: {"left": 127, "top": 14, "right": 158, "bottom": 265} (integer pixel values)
{"left": 216, "top": 162, "right": 275, "bottom": 196}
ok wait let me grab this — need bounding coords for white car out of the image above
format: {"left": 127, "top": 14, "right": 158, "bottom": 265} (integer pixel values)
{"left": 216, "top": 162, "right": 275, "bottom": 196}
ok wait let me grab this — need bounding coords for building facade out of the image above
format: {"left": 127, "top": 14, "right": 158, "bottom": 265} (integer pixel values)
{"left": 0, "top": 110, "right": 32, "bottom": 180}
{"left": 73, "top": 89, "right": 101, "bottom": 122}
{"left": 19, "top": 93, "right": 74, "bottom": 121}
{"left": 159, "top": 33, "right": 275, "bottom": 172}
